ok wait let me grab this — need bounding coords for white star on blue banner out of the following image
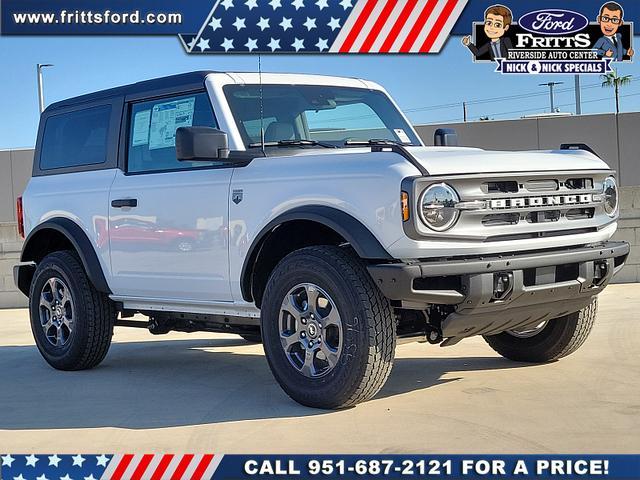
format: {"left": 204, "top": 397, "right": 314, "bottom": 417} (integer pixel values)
{"left": 1, "top": 454, "right": 111, "bottom": 480}
{"left": 180, "top": 0, "right": 353, "bottom": 53}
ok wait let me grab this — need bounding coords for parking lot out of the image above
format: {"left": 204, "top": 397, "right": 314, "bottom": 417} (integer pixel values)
{"left": 0, "top": 284, "right": 638, "bottom": 454}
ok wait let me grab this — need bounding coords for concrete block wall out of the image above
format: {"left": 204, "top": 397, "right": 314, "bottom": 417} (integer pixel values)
{"left": 0, "top": 148, "right": 31, "bottom": 309}
{"left": 612, "top": 187, "right": 640, "bottom": 283}
{"left": 0, "top": 223, "right": 26, "bottom": 308}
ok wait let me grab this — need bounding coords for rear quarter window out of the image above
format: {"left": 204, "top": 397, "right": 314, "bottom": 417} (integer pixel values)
{"left": 39, "top": 105, "right": 111, "bottom": 170}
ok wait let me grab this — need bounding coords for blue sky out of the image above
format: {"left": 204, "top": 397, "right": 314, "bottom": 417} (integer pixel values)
{"left": 2, "top": 34, "right": 640, "bottom": 149}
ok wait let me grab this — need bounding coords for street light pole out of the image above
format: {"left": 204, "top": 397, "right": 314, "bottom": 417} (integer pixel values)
{"left": 574, "top": 75, "right": 582, "bottom": 115}
{"left": 37, "top": 63, "right": 54, "bottom": 114}
{"left": 539, "top": 81, "right": 564, "bottom": 113}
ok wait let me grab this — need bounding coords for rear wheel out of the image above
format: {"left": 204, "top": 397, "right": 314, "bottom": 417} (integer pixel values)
{"left": 29, "top": 251, "right": 116, "bottom": 370}
{"left": 260, "top": 246, "right": 395, "bottom": 409}
{"left": 483, "top": 298, "right": 598, "bottom": 363}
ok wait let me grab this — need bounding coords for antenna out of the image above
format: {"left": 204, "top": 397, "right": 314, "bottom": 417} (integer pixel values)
{"left": 258, "top": 54, "right": 266, "bottom": 156}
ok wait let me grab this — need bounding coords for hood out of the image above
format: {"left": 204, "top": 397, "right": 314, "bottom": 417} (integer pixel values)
{"left": 405, "top": 146, "right": 611, "bottom": 176}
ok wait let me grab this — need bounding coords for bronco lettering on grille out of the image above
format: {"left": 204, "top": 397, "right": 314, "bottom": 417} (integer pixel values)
{"left": 489, "top": 194, "right": 594, "bottom": 209}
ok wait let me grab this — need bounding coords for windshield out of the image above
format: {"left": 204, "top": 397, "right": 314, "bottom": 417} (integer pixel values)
{"left": 223, "top": 84, "right": 421, "bottom": 148}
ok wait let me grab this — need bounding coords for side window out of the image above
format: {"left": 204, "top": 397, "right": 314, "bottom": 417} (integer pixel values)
{"left": 127, "top": 92, "right": 219, "bottom": 174}
{"left": 40, "top": 105, "right": 111, "bottom": 170}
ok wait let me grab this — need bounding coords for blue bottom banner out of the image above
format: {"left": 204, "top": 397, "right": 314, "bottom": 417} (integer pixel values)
{"left": 2, "top": 454, "right": 640, "bottom": 479}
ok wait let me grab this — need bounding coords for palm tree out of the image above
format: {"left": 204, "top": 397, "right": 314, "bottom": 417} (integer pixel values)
{"left": 601, "top": 69, "right": 633, "bottom": 114}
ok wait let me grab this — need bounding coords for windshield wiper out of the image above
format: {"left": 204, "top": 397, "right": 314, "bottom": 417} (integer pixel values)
{"left": 345, "top": 139, "right": 427, "bottom": 175}
{"left": 248, "top": 139, "right": 337, "bottom": 149}
{"left": 344, "top": 139, "right": 406, "bottom": 147}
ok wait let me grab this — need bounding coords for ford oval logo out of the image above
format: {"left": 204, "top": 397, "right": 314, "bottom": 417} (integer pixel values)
{"left": 518, "top": 9, "right": 589, "bottom": 36}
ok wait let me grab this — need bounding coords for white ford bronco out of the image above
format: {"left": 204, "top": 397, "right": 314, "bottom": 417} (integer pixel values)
{"left": 14, "top": 71, "right": 629, "bottom": 409}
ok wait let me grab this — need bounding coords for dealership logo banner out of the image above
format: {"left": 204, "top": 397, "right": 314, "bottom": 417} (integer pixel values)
{"left": 462, "top": 2, "right": 633, "bottom": 74}
{"left": 2, "top": 454, "right": 640, "bottom": 479}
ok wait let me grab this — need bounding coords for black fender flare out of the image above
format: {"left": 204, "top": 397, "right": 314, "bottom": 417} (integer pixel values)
{"left": 240, "top": 205, "right": 392, "bottom": 302}
{"left": 21, "top": 217, "right": 111, "bottom": 294}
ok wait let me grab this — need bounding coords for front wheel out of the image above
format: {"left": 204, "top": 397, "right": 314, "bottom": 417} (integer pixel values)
{"left": 261, "top": 246, "right": 396, "bottom": 409}
{"left": 483, "top": 298, "right": 598, "bottom": 363}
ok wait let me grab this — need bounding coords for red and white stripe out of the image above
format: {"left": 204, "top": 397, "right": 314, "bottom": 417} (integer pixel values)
{"left": 100, "top": 454, "right": 223, "bottom": 480}
{"left": 330, "top": 0, "right": 468, "bottom": 53}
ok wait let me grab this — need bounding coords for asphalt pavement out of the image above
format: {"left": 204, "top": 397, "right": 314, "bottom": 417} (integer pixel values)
{"left": 0, "top": 284, "right": 638, "bottom": 453}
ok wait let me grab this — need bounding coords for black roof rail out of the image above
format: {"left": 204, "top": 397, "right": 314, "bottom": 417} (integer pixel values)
{"left": 46, "top": 71, "right": 218, "bottom": 112}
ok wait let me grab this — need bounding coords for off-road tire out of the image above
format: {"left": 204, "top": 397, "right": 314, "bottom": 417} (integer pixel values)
{"left": 261, "top": 246, "right": 396, "bottom": 409}
{"left": 29, "top": 250, "right": 116, "bottom": 370}
{"left": 483, "top": 297, "right": 598, "bottom": 363}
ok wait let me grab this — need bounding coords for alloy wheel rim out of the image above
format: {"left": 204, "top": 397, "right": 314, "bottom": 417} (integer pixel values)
{"left": 508, "top": 321, "right": 548, "bottom": 338}
{"left": 39, "top": 277, "right": 74, "bottom": 347}
{"left": 279, "top": 283, "right": 343, "bottom": 378}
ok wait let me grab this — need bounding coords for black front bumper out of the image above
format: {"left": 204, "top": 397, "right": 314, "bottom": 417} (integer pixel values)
{"left": 368, "top": 241, "right": 629, "bottom": 340}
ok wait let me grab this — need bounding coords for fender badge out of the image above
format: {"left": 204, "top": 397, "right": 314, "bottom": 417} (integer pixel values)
{"left": 232, "top": 189, "right": 243, "bottom": 204}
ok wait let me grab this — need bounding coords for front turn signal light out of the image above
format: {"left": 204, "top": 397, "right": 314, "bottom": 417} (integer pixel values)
{"left": 401, "top": 191, "right": 410, "bottom": 222}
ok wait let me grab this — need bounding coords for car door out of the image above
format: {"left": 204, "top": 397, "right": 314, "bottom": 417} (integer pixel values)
{"left": 108, "top": 91, "right": 233, "bottom": 302}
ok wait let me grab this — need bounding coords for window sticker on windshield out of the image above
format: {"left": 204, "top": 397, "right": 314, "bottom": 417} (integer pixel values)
{"left": 149, "top": 97, "right": 196, "bottom": 150}
{"left": 131, "top": 110, "right": 151, "bottom": 147}
{"left": 394, "top": 128, "right": 411, "bottom": 144}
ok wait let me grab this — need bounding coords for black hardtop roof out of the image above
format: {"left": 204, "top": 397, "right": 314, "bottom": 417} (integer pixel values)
{"left": 46, "top": 70, "right": 217, "bottom": 112}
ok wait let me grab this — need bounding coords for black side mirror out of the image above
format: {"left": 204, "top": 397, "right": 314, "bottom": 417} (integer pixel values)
{"left": 176, "top": 126, "right": 230, "bottom": 161}
{"left": 434, "top": 128, "right": 458, "bottom": 147}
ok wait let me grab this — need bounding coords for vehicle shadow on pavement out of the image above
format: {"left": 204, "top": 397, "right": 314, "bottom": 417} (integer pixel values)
{"left": 0, "top": 339, "right": 529, "bottom": 430}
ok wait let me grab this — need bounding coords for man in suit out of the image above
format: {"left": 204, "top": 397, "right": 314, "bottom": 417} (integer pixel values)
{"left": 462, "top": 5, "right": 513, "bottom": 61}
{"left": 594, "top": 2, "right": 634, "bottom": 61}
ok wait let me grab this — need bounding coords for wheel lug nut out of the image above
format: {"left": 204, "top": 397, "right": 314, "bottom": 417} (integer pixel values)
{"left": 301, "top": 332, "right": 306, "bottom": 338}
{"left": 301, "top": 319, "right": 307, "bottom": 324}
{"left": 309, "top": 341, "right": 314, "bottom": 347}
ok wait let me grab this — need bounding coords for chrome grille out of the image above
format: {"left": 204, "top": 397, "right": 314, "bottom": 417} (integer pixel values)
{"left": 411, "top": 170, "right": 613, "bottom": 241}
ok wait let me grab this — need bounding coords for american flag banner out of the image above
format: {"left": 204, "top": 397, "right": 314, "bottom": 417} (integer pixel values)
{"left": 0, "top": 454, "right": 223, "bottom": 480}
{"left": 179, "top": 0, "right": 468, "bottom": 54}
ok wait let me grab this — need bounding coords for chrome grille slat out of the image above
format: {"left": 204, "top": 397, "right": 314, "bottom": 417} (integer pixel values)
{"left": 524, "top": 179, "right": 559, "bottom": 192}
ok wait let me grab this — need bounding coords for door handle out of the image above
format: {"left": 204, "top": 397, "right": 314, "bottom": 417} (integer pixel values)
{"left": 111, "top": 198, "right": 138, "bottom": 208}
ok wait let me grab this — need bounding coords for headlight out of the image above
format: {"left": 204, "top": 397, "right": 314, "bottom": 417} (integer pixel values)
{"left": 419, "top": 183, "right": 460, "bottom": 231}
{"left": 602, "top": 176, "right": 618, "bottom": 217}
